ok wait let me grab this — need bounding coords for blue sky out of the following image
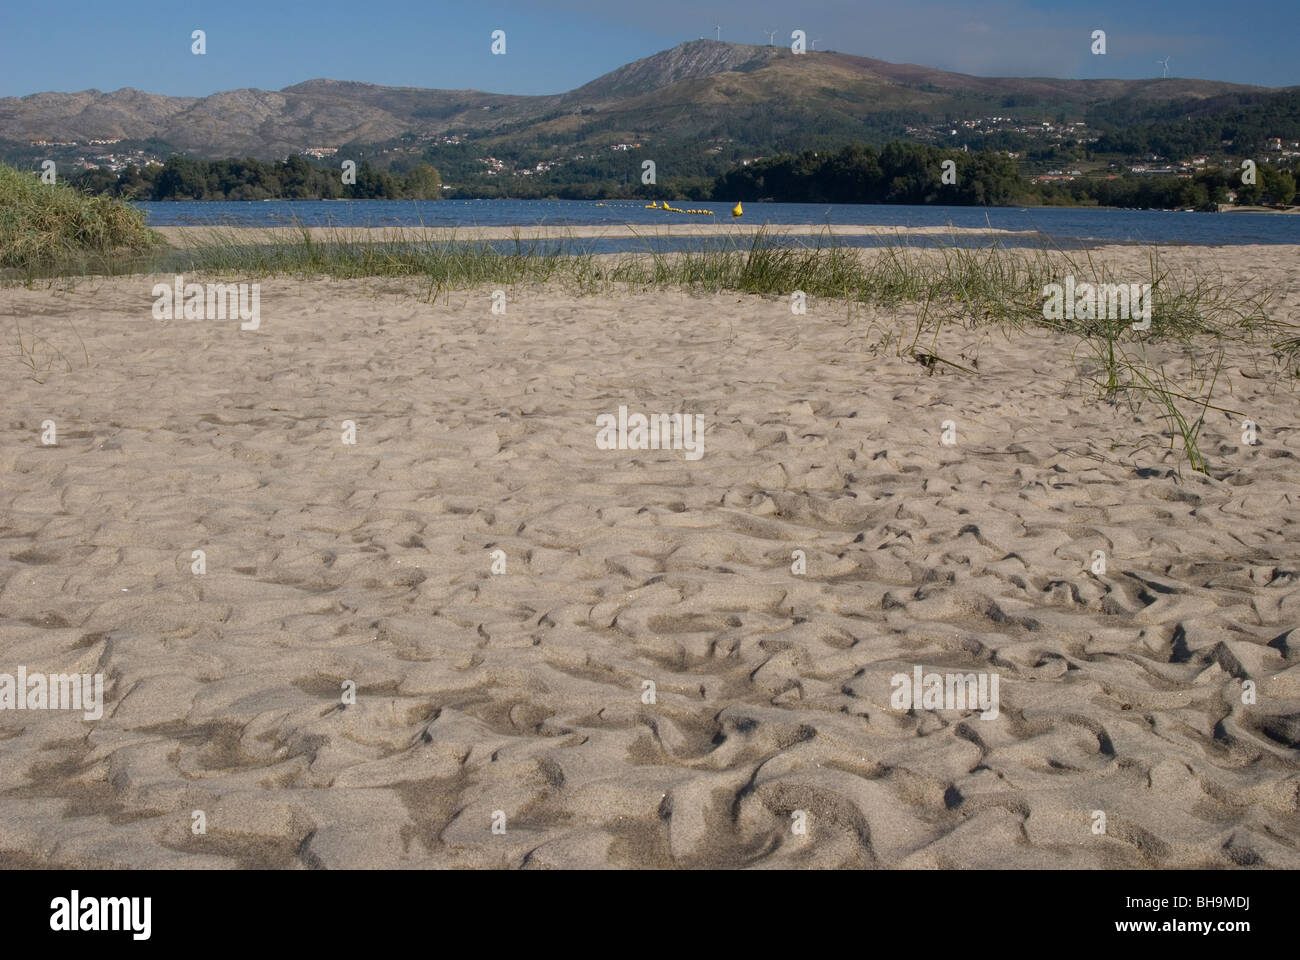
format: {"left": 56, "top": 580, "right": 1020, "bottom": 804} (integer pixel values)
{"left": 1, "top": 0, "right": 1295, "bottom": 97}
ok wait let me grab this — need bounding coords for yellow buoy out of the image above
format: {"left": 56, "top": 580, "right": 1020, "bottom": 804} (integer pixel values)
{"left": 732, "top": 202, "right": 743, "bottom": 217}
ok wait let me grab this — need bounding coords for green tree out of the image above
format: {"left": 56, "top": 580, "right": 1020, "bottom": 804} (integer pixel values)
{"left": 401, "top": 164, "right": 443, "bottom": 200}
{"left": 1262, "top": 164, "right": 1297, "bottom": 205}
{"left": 156, "top": 156, "right": 208, "bottom": 200}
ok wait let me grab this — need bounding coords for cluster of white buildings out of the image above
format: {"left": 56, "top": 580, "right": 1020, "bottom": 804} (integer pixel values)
{"left": 27, "top": 136, "right": 162, "bottom": 172}
{"left": 919, "top": 117, "right": 1098, "bottom": 145}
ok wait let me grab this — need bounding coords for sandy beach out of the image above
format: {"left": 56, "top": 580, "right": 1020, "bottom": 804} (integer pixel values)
{"left": 2, "top": 243, "right": 1299, "bottom": 869}
{"left": 154, "top": 222, "right": 1041, "bottom": 248}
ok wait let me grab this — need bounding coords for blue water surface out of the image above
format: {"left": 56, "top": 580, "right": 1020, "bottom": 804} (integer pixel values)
{"left": 133, "top": 199, "right": 1300, "bottom": 247}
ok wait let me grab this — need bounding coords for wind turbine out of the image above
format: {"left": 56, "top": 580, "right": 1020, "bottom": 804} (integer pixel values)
{"left": 764, "top": 30, "right": 776, "bottom": 46}
{"left": 713, "top": 23, "right": 722, "bottom": 42}
{"left": 1157, "top": 56, "right": 1171, "bottom": 78}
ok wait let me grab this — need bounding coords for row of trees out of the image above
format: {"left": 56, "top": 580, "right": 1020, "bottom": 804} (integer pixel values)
{"left": 713, "top": 143, "right": 1296, "bottom": 210}
{"left": 1037, "top": 165, "right": 1295, "bottom": 209}
{"left": 713, "top": 143, "right": 1030, "bottom": 205}
{"left": 60, "top": 143, "right": 1296, "bottom": 210}
{"left": 67, "top": 156, "right": 442, "bottom": 201}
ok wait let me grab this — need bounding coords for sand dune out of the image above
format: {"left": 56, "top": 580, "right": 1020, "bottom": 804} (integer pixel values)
{"left": 2, "top": 247, "right": 1298, "bottom": 868}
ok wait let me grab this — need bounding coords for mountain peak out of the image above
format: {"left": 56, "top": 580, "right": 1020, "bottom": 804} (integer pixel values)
{"left": 567, "top": 39, "right": 781, "bottom": 102}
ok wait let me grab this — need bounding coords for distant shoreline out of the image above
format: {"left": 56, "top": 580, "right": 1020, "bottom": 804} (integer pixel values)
{"left": 133, "top": 198, "right": 1300, "bottom": 215}
{"left": 1219, "top": 204, "right": 1300, "bottom": 214}
{"left": 154, "top": 223, "right": 1039, "bottom": 247}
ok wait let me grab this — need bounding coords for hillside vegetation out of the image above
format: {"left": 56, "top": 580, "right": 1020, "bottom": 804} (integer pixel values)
{"left": 6, "top": 41, "right": 1296, "bottom": 206}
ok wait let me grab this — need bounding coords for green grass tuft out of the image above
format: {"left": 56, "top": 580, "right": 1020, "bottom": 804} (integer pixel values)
{"left": 0, "top": 163, "right": 162, "bottom": 271}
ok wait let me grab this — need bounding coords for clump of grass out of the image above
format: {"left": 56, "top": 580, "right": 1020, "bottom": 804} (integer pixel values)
{"left": 1073, "top": 325, "right": 1239, "bottom": 476}
{"left": 1036, "top": 246, "right": 1275, "bottom": 343}
{"left": 9, "top": 314, "right": 89, "bottom": 384}
{"left": 141, "top": 224, "right": 588, "bottom": 290}
{"left": 1030, "top": 243, "right": 1276, "bottom": 474}
{"left": 1129, "top": 358, "right": 1223, "bottom": 475}
{"left": 626, "top": 226, "right": 1049, "bottom": 328}
{"left": 1272, "top": 331, "right": 1300, "bottom": 377}
{"left": 0, "top": 163, "right": 161, "bottom": 271}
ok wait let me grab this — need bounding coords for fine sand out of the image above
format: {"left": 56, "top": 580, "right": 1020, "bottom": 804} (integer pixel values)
{"left": 2, "top": 244, "right": 1299, "bottom": 868}
{"left": 155, "top": 221, "right": 1040, "bottom": 247}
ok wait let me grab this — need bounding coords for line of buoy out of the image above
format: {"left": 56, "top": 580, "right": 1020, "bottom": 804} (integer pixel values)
{"left": 643, "top": 201, "right": 716, "bottom": 215}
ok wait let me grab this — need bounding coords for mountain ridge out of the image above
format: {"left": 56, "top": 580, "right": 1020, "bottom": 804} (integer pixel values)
{"left": 0, "top": 40, "right": 1291, "bottom": 161}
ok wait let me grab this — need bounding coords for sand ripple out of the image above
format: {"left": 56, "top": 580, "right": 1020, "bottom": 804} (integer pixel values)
{"left": 2, "top": 266, "right": 1298, "bottom": 868}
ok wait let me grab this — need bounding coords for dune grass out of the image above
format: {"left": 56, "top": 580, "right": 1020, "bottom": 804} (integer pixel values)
{"left": 0, "top": 163, "right": 162, "bottom": 270}
{"left": 74, "top": 222, "right": 1276, "bottom": 332}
